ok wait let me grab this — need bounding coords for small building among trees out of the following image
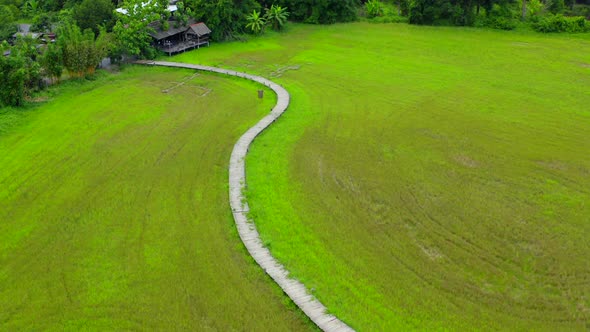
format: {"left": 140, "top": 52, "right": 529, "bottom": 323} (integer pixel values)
{"left": 114, "top": 0, "right": 211, "bottom": 57}
{"left": 12, "top": 24, "right": 42, "bottom": 42}
{"left": 148, "top": 21, "right": 211, "bottom": 56}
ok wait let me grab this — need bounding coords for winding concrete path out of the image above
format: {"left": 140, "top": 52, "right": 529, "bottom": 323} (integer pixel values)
{"left": 135, "top": 60, "right": 354, "bottom": 332}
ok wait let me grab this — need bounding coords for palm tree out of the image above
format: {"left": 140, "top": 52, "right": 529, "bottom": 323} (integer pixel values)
{"left": 264, "top": 4, "right": 289, "bottom": 31}
{"left": 23, "top": 0, "right": 39, "bottom": 17}
{"left": 246, "top": 10, "right": 266, "bottom": 35}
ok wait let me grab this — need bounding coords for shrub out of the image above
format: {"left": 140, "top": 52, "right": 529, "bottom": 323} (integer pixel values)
{"left": 265, "top": 4, "right": 289, "bottom": 31}
{"left": 279, "top": 0, "right": 358, "bottom": 24}
{"left": 73, "top": 0, "right": 115, "bottom": 35}
{"left": 31, "top": 13, "right": 54, "bottom": 32}
{"left": 474, "top": 3, "right": 518, "bottom": 30}
{"left": 40, "top": 43, "right": 63, "bottom": 83}
{"left": 0, "top": 5, "right": 17, "bottom": 41}
{"left": 527, "top": 0, "right": 545, "bottom": 18}
{"left": 546, "top": 0, "right": 565, "bottom": 14}
{"left": 477, "top": 16, "right": 518, "bottom": 30}
{"left": 532, "top": 14, "right": 589, "bottom": 32}
{"left": 365, "top": 0, "right": 408, "bottom": 23}
{"left": 399, "top": 0, "right": 410, "bottom": 16}
{"left": 569, "top": 5, "right": 590, "bottom": 19}
{"left": 408, "top": 0, "right": 477, "bottom": 26}
{"left": 0, "top": 51, "right": 26, "bottom": 107}
{"left": 366, "top": 0, "right": 385, "bottom": 18}
{"left": 409, "top": 0, "right": 443, "bottom": 25}
{"left": 246, "top": 9, "right": 266, "bottom": 34}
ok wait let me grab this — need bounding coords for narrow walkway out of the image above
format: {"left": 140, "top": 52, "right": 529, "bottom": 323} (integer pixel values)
{"left": 135, "top": 60, "right": 354, "bottom": 332}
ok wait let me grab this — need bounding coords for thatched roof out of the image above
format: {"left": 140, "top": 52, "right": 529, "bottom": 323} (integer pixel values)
{"left": 187, "top": 23, "right": 211, "bottom": 37}
{"left": 148, "top": 19, "right": 196, "bottom": 40}
{"left": 17, "top": 24, "right": 31, "bottom": 33}
{"left": 148, "top": 20, "right": 211, "bottom": 40}
{"left": 13, "top": 32, "right": 43, "bottom": 39}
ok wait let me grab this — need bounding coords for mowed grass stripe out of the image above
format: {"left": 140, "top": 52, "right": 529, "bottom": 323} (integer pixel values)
{"left": 0, "top": 67, "right": 313, "bottom": 330}
{"left": 174, "top": 23, "right": 590, "bottom": 330}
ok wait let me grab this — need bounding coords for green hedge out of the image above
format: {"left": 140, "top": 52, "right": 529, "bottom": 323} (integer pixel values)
{"left": 532, "top": 14, "right": 589, "bottom": 33}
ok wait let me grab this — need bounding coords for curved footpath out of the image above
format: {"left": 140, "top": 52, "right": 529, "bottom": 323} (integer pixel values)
{"left": 135, "top": 61, "right": 354, "bottom": 332}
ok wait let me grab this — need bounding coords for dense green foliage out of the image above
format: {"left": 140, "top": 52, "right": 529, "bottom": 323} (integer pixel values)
{"left": 0, "top": 5, "right": 17, "bottom": 40}
{"left": 58, "top": 22, "right": 109, "bottom": 77}
{"left": 366, "top": 0, "right": 385, "bottom": 18}
{"left": 14, "top": 0, "right": 579, "bottom": 34}
{"left": 187, "top": 0, "right": 260, "bottom": 40}
{"left": 0, "top": 51, "right": 25, "bottom": 106}
{"left": 174, "top": 23, "right": 590, "bottom": 330}
{"left": 72, "top": 0, "right": 114, "bottom": 35}
{"left": 532, "top": 13, "right": 589, "bottom": 31}
{"left": 0, "top": 38, "right": 41, "bottom": 106}
{"left": 272, "top": 0, "right": 359, "bottom": 24}
{"left": 0, "top": 18, "right": 110, "bottom": 105}
{"left": 39, "top": 42, "right": 63, "bottom": 82}
{"left": 30, "top": 12, "right": 53, "bottom": 32}
{"left": 173, "top": 1, "right": 193, "bottom": 26}
{"left": 364, "top": 0, "right": 409, "bottom": 23}
{"left": 246, "top": 9, "right": 266, "bottom": 34}
{"left": 265, "top": 4, "right": 289, "bottom": 30}
{"left": 394, "top": 0, "right": 589, "bottom": 29}
{"left": 113, "top": 0, "right": 167, "bottom": 58}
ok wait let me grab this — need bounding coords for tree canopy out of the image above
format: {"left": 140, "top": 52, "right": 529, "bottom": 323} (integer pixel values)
{"left": 271, "top": 0, "right": 359, "bottom": 24}
{"left": 113, "top": 0, "right": 167, "bottom": 58}
{"left": 73, "top": 0, "right": 115, "bottom": 35}
{"left": 0, "top": 5, "right": 17, "bottom": 41}
{"left": 187, "top": 0, "right": 261, "bottom": 40}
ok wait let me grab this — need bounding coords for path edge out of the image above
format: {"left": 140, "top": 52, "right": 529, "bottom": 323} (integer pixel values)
{"left": 135, "top": 60, "right": 354, "bottom": 332}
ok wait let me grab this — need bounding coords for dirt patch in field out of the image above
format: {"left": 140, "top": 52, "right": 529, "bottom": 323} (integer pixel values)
{"left": 27, "top": 96, "right": 49, "bottom": 103}
{"left": 331, "top": 172, "right": 360, "bottom": 195}
{"left": 454, "top": 154, "right": 479, "bottom": 168}
{"left": 269, "top": 65, "right": 301, "bottom": 78}
{"left": 162, "top": 72, "right": 201, "bottom": 93}
{"left": 418, "top": 128, "right": 446, "bottom": 140}
{"left": 511, "top": 42, "right": 531, "bottom": 47}
{"left": 536, "top": 160, "right": 568, "bottom": 171}
{"left": 419, "top": 244, "right": 444, "bottom": 261}
{"left": 239, "top": 60, "right": 256, "bottom": 68}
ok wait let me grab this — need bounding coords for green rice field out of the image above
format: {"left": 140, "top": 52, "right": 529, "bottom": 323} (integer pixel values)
{"left": 176, "top": 23, "right": 590, "bottom": 330}
{"left": 1, "top": 22, "right": 589, "bottom": 331}
{"left": 0, "top": 67, "right": 311, "bottom": 330}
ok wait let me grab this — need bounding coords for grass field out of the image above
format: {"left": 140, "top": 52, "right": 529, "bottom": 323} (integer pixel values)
{"left": 175, "top": 23, "right": 590, "bottom": 330}
{"left": 0, "top": 67, "right": 313, "bottom": 330}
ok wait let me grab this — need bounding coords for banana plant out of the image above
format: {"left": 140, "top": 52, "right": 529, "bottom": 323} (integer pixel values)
{"left": 264, "top": 4, "right": 289, "bottom": 31}
{"left": 23, "top": 0, "right": 40, "bottom": 17}
{"left": 246, "top": 10, "right": 266, "bottom": 35}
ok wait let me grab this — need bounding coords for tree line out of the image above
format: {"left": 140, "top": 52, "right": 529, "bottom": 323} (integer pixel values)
{"left": 1, "top": 0, "right": 588, "bottom": 44}
{"left": 0, "top": 20, "right": 110, "bottom": 106}
{"left": 0, "top": 0, "right": 112, "bottom": 107}
{"left": 2, "top": 0, "right": 588, "bottom": 39}
{"left": 364, "top": 0, "right": 589, "bottom": 31}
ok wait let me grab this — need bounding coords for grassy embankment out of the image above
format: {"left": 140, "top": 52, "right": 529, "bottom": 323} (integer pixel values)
{"left": 174, "top": 23, "right": 590, "bottom": 330}
{"left": 0, "top": 67, "right": 313, "bottom": 331}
